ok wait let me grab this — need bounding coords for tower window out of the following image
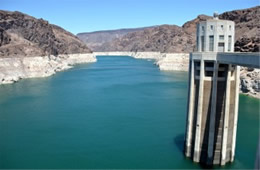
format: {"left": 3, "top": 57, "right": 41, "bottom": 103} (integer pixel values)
{"left": 218, "top": 42, "right": 225, "bottom": 52}
{"left": 219, "top": 35, "right": 224, "bottom": 40}
{"left": 221, "top": 25, "right": 224, "bottom": 30}
{"left": 218, "top": 71, "right": 225, "bottom": 77}
{"left": 202, "top": 26, "right": 205, "bottom": 33}
{"left": 210, "top": 25, "right": 214, "bottom": 30}
{"left": 205, "top": 61, "right": 214, "bottom": 77}
{"left": 229, "top": 25, "right": 232, "bottom": 31}
{"left": 209, "top": 35, "right": 214, "bottom": 51}
{"left": 196, "top": 36, "right": 199, "bottom": 51}
{"left": 205, "top": 62, "right": 214, "bottom": 67}
{"left": 201, "top": 36, "right": 205, "bottom": 52}
{"left": 228, "top": 35, "right": 232, "bottom": 52}
{"left": 195, "top": 62, "right": 201, "bottom": 76}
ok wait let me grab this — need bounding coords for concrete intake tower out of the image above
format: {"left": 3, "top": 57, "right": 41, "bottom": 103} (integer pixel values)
{"left": 184, "top": 14, "right": 239, "bottom": 165}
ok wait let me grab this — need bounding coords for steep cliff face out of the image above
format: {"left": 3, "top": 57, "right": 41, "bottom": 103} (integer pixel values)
{"left": 86, "top": 6, "right": 259, "bottom": 53}
{"left": 0, "top": 10, "right": 92, "bottom": 57}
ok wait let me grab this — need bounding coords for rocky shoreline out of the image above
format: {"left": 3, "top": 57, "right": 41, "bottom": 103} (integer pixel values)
{"left": 0, "top": 53, "right": 96, "bottom": 84}
{"left": 240, "top": 67, "right": 260, "bottom": 99}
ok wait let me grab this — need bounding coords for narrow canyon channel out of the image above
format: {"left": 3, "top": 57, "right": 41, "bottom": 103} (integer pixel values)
{"left": 0, "top": 56, "right": 259, "bottom": 169}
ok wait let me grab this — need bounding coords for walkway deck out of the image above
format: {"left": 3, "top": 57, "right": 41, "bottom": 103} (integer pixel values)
{"left": 191, "top": 52, "right": 260, "bottom": 68}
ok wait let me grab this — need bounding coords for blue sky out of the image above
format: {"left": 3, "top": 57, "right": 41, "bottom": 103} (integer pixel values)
{"left": 1, "top": 0, "right": 259, "bottom": 34}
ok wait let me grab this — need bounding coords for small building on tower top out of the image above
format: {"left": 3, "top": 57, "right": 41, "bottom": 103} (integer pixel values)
{"left": 196, "top": 13, "right": 235, "bottom": 53}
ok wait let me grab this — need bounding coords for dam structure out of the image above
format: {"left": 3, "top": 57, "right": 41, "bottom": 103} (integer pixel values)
{"left": 184, "top": 14, "right": 260, "bottom": 166}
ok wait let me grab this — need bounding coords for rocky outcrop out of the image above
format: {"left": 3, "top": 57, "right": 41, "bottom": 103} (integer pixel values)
{"left": 0, "top": 53, "right": 96, "bottom": 84}
{"left": 0, "top": 10, "right": 92, "bottom": 57}
{"left": 234, "top": 37, "right": 260, "bottom": 52}
{"left": 240, "top": 67, "right": 260, "bottom": 98}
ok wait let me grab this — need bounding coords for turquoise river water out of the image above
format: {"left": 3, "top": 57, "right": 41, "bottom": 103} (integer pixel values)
{"left": 0, "top": 56, "right": 259, "bottom": 169}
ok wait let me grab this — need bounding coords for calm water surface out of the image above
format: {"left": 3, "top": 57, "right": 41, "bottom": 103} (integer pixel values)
{"left": 0, "top": 56, "right": 259, "bottom": 169}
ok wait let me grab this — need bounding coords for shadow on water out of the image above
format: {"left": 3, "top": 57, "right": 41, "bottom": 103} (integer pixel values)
{"left": 174, "top": 134, "right": 185, "bottom": 153}
{"left": 173, "top": 134, "right": 216, "bottom": 169}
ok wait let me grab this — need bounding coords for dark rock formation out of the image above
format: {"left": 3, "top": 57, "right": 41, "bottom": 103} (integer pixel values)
{"left": 0, "top": 10, "right": 92, "bottom": 57}
{"left": 235, "top": 37, "right": 260, "bottom": 52}
{"left": 0, "top": 27, "right": 10, "bottom": 46}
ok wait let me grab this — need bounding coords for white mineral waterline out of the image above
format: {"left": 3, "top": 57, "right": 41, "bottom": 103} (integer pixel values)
{"left": 0, "top": 53, "right": 97, "bottom": 85}
{"left": 93, "top": 52, "right": 190, "bottom": 71}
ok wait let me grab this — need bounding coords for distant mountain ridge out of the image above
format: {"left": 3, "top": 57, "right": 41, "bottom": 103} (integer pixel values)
{"left": 77, "top": 26, "right": 155, "bottom": 51}
{"left": 0, "top": 10, "right": 92, "bottom": 57}
{"left": 77, "top": 6, "right": 259, "bottom": 53}
{"left": 97, "top": 24, "right": 196, "bottom": 53}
